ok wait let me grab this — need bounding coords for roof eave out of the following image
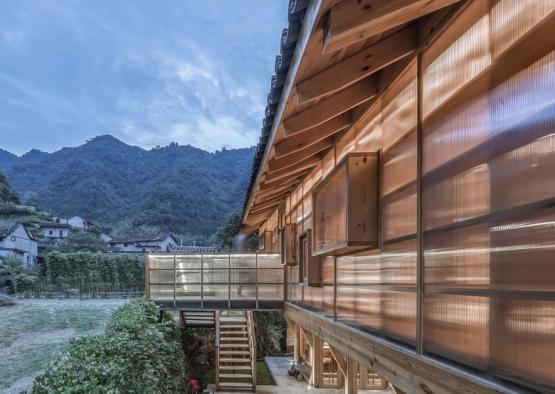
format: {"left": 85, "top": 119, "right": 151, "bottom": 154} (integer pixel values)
{"left": 241, "top": 0, "right": 323, "bottom": 228}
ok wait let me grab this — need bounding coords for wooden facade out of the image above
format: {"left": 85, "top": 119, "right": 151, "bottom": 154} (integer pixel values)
{"left": 243, "top": 1, "right": 555, "bottom": 392}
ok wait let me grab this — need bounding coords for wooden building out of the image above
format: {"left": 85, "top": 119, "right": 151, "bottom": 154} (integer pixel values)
{"left": 241, "top": 0, "right": 555, "bottom": 392}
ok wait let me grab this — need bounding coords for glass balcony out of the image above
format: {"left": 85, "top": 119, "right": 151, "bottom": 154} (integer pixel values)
{"left": 146, "top": 253, "right": 283, "bottom": 310}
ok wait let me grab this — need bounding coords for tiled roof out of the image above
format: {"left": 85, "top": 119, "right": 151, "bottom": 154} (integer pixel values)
{"left": 170, "top": 245, "right": 219, "bottom": 253}
{"left": 242, "top": 0, "right": 309, "bottom": 222}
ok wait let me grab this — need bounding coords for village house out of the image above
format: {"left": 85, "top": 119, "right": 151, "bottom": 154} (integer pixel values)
{"left": 67, "top": 216, "right": 93, "bottom": 230}
{"left": 0, "top": 219, "right": 38, "bottom": 268}
{"left": 40, "top": 223, "right": 70, "bottom": 240}
{"left": 108, "top": 234, "right": 177, "bottom": 253}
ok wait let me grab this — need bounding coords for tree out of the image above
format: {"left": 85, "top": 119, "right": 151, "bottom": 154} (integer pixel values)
{"left": 0, "top": 171, "right": 20, "bottom": 204}
{"left": 215, "top": 212, "right": 259, "bottom": 251}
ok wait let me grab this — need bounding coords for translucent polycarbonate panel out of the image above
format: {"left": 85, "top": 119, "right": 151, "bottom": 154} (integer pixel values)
{"left": 424, "top": 224, "right": 490, "bottom": 288}
{"left": 383, "top": 189, "right": 416, "bottom": 240}
{"left": 423, "top": 93, "right": 491, "bottom": 173}
{"left": 230, "top": 269, "right": 256, "bottom": 284}
{"left": 321, "top": 257, "right": 334, "bottom": 286}
{"left": 257, "top": 268, "right": 284, "bottom": 284}
{"left": 423, "top": 164, "right": 490, "bottom": 230}
{"left": 175, "top": 271, "right": 202, "bottom": 285}
{"left": 230, "top": 254, "right": 256, "bottom": 268}
{"left": 148, "top": 255, "right": 174, "bottom": 269}
{"left": 382, "top": 130, "right": 416, "bottom": 195}
{"left": 149, "top": 284, "right": 173, "bottom": 300}
{"left": 424, "top": 294, "right": 490, "bottom": 365}
{"left": 230, "top": 285, "right": 256, "bottom": 300}
{"left": 289, "top": 283, "right": 302, "bottom": 304}
{"left": 175, "top": 285, "right": 202, "bottom": 300}
{"left": 202, "top": 255, "right": 229, "bottom": 269}
{"left": 257, "top": 253, "right": 282, "bottom": 268}
{"left": 382, "top": 239, "right": 417, "bottom": 286}
{"left": 490, "top": 133, "right": 555, "bottom": 212}
{"left": 490, "top": 297, "right": 555, "bottom": 388}
{"left": 423, "top": 14, "right": 491, "bottom": 117}
{"left": 336, "top": 286, "right": 381, "bottom": 331}
{"left": 381, "top": 78, "right": 417, "bottom": 151}
{"left": 258, "top": 284, "right": 283, "bottom": 300}
{"left": 149, "top": 269, "right": 175, "bottom": 284}
{"left": 202, "top": 284, "right": 229, "bottom": 300}
{"left": 203, "top": 269, "right": 229, "bottom": 284}
{"left": 382, "top": 291, "right": 417, "bottom": 343}
{"left": 323, "top": 286, "right": 334, "bottom": 317}
{"left": 303, "top": 286, "right": 323, "bottom": 311}
{"left": 336, "top": 252, "right": 382, "bottom": 285}
{"left": 490, "top": 208, "right": 555, "bottom": 291}
{"left": 491, "top": 0, "right": 555, "bottom": 57}
{"left": 175, "top": 254, "right": 202, "bottom": 270}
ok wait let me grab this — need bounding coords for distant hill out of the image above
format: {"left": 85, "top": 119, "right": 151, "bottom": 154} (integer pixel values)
{"left": 0, "top": 171, "right": 20, "bottom": 205}
{"left": 0, "top": 136, "right": 254, "bottom": 240}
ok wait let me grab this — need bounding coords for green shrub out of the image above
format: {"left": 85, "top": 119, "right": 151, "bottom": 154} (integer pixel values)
{"left": 31, "top": 299, "right": 187, "bottom": 394}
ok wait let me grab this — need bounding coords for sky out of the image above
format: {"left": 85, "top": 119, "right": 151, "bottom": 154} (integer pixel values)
{"left": 0, "top": 0, "right": 287, "bottom": 155}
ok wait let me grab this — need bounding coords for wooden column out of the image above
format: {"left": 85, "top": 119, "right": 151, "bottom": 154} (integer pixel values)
{"left": 293, "top": 322, "right": 301, "bottom": 363}
{"left": 345, "top": 357, "right": 357, "bottom": 394}
{"left": 358, "top": 364, "right": 368, "bottom": 389}
{"left": 311, "top": 335, "right": 323, "bottom": 387}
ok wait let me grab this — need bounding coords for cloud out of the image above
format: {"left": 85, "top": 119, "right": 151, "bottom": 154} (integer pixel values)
{"left": 0, "top": 0, "right": 287, "bottom": 154}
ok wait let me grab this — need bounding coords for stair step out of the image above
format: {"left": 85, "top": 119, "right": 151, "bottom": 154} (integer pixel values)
{"left": 219, "top": 373, "right": 253, "bottom": 379}
{"left": 220, "top": 350, "right": 250, "bottom": 355}
{"left": 220, "top": 343, "right": 249, "bottom": 348}
{"left": 220, "top": 324, "right": 247, "bottom": 328}
{"left": 219, "top": 382, "right": 253, "bottom": 389}
{"left": 221, "top": 337, "right": 248, "bottom": 341}
{"left": 219, "top": 365, "right": 252, "bottom": 370}
{"left": 220, "top": 358, "right": 251, "bottom": 363}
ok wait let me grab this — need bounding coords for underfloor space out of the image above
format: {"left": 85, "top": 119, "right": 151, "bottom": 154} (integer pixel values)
{"left": 210, "top": 357, "right": 393, "bottom": 394}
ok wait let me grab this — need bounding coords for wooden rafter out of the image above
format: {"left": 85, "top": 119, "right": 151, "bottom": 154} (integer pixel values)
{"left": 265, "top": 156, "right": 320, "bottom": 180}
{"left": 285, "top": 77, "right": 378, "bottom": 134}
{"left": 268, "top": 137, "right": 334, "bottom": 172}
{"left": 323, "top": 0, "right": 462, "bottom": 54}
{"left": 298, "top": 24, "right": 417, "bottom": 103}
{"left": 276, "top": 113, "right": 351, "bottom": 157}
{"left": 262, "top": 169, "right": 312, "bottom": 189}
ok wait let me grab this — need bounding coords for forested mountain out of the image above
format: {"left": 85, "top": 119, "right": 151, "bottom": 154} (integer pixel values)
{"left": 0, "top": 136, "right": 254, "bottom": 240}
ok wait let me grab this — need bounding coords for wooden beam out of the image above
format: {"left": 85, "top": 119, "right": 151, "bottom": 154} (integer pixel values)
{"left": 284, "top": 77, "right": 378, "bottom": 134}
{"left": 265, "top": 156, "right": 320, "bottom": 180}
{"left": 359, "top": 365, "right": 369, "bottom": 389}
{"left": 268, "top": 137, "right": 334, "bottom": 172}
{"left": 255, "top": 184, "right": 298, "bottom": 201}
{"left": 298, "top": 24, "right": 417, "bottom": 103}
{"left": 263, "top": 169, "right": 311, "bottom": 189}
{"left": 284, "top": 303, "right": 521, "bottom": 394}
{"left": 277, "top": 113, "right": 351, "bottom": 157}
{"left": 329, "top": 346, "right": 347, "bottom": 377}
{"left": 254, "top": 188, "right": 294, "bottom": 206}
{"left": 258, "top": 176, "right": 301, "bottom": 192}
{"left": 323, "top": 0, "right": 462, "bottom": 54}
{"left": 249, "top": 200, "right": 283, "bottom": 216}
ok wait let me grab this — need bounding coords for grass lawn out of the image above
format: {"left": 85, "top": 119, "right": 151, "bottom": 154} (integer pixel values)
{"left": 200, "top": 360, "right": 275, "bottom": 388}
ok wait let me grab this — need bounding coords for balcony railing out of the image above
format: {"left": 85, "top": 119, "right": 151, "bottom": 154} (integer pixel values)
{"left": 146, "top": 253, "right": 283, "bottom": 310}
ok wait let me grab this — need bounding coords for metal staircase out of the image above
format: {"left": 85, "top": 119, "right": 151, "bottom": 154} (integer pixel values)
{"left": 216, "top": 311, "right": 257, "bottom": 392}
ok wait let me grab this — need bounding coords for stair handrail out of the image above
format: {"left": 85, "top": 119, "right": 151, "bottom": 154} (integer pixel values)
{"left": 246, "top": 311, "right": 257, "bottom": 391}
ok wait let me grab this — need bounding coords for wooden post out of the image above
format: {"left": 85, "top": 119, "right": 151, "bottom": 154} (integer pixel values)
{"left": 293, "top": 322, "right": 301, "bottom": 363}
{"left": 311, "top": 335, "right": 323, "bottom": 388}
{"left": 358, "top": 364, "right": 368, "bottom": 389}
{"left": 345, "top": 357, "right": 357, "bottom": 394}
{"left": 215, "top": 311, "right": 220, "bottom": 391}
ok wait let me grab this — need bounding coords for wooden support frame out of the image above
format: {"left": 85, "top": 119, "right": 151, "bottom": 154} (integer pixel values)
{"left": 275, "top": 113, "right": 351, "bottom": 157}
{"left": 284, "top": 303, "right": 522, "bottom": 394}
{"left": 284, "top": 77, "right": 378, "bottom": 134}
{"left": 323, "top": 0, "right": 462, "bottom": 54}
{"left": 298, "top": 24, "right": 417, "bottom": 103}
{"left": 268, "top": 137, "right": 334, "bottom": 172}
